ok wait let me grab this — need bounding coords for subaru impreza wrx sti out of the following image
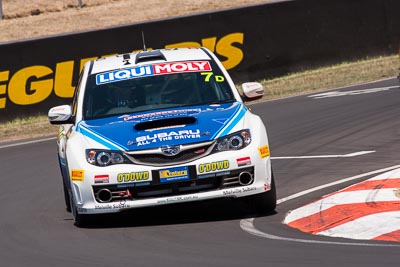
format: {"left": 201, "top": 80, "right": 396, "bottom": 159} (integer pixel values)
{"left": 48, "top": 47, "right": 276, "bottom": 226}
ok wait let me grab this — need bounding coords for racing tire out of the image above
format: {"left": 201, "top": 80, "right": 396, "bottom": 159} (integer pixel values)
{"left": 63, "top": 181, "right": 71, "bottom": 213}
{"left": 58, "top": 155, "right": 71, "bottom": 212}
{"left": 242, "top": 171, "right": 277, "bottom": 213}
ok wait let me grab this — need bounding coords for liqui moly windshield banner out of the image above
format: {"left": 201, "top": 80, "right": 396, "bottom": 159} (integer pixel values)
{"left": 96, "top": 61, "right": 212, "bottom": 85}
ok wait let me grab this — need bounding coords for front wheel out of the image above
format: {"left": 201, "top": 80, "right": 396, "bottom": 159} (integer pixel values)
{"left": 63, "top": 180, "right": 71, "bottom": 212}
{"left": 58, "top": 155, "right": 71, "bottom": 213}
{"left": 242, "top": 171, "right": 277, "bottom": 213}
{"left": 69, "top": 191, "right": 91, "bottom": 227}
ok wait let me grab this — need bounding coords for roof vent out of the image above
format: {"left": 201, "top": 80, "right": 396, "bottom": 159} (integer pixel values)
{"left": 135, "top": 50, "right": 166, "bottom": 64}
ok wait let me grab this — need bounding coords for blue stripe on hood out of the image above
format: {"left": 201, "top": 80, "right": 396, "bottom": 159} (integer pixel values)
{"left": 212, "top": 105, "right": 247, "bottom": 139}
{"left": 77, "top": 102, "right": 247, "bottom": 151}
{"left": 77, "top": 121, "right": 124, "bottom": 150}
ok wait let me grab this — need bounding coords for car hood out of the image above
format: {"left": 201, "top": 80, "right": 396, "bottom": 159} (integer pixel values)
{"left": 77, "top": 102, "right": 247, "bottom": 151}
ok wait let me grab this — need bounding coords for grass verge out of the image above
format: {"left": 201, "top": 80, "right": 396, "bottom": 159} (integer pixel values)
{"left": 258, "top": 54, "right": 398, "bottom": 101}
{"left": 0, "top": 54, "right": 398, "bottom": 143}
{"left": 0, "top": 115, "right": 56, "bottom": 142}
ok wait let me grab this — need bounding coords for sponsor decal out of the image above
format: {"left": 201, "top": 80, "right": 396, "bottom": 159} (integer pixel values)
{"left": 135, "top": 129, "right": 201, "bottom": 146}
{"left": 215, "top": 171, "right": 231, "bottom": 177}
{"left": 122, "top": 108, "right": 201, "bottom": 122}
{"left": 94, "top": 174, "right": 109, "bottom": 184}
{"left": 197, "top": 173, "right": 216, "bottom": 179}
{"left": 96, "top": 65, "right": 153, "bottom": 84}
{"left": 112, "top": 200, "right": 130, "bottom": 209}
{"left": 117, "top": 171, "right": 149, "bottom": 183}
{"left": 159, "top": 166, "right": 189, "bottom": 183}
{"left": 223, "top": 188, "right": 243, "bottom": 195}
{"left": 223, "top": 186, "right": 257, "bottom": 195}
{"left": 117, "top": 182, "right": 151, "bottom": 188}
{"left": 157, "top": 195, "right": 199, "bottom": 204}
{"left": 198, "top": 160, "right": 229, "bottom": 173}
{"left": 236, "top": 156, "right": 251, "bottom": 167}
{"left": 154, "top": 61, "right": 211, "bottom": 74}
{"left": 71, "top": 169, "right": 84, "bottom": 181}
{"left": 197, "top": 170, "right": 231, "bottom": 179}
{"left": 95, "top": 204, "right": 113, "bottom": 210}
{"left": 95, "top": 202, "right": 132, "bottom": 210}
{"left": 258, "top": 145, "right": 270, "bottom": 158}
{"left": 135, "top": 182, "right": 150, "bottom": 187}
{"left": 96, "top": 61, "right": 211, "bottom": 85}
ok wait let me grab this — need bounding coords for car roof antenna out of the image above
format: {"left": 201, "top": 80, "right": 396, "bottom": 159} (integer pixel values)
{"left": 141, "top": 30, "right": 147, "bottom": 51}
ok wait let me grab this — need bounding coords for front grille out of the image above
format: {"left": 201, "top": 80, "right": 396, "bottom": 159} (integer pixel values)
{"left": 93, "top": 166, "right": 254, "bottom": 203}
{"left": 126, "top": 141, "right": 215, "bottom": 167}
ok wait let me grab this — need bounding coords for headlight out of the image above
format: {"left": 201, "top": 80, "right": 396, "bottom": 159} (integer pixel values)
{"left": 86, "top": 149, "right": 130, "bottom": 166}
{"left": 213, "top": 130, "right": 251, "bottom": 152}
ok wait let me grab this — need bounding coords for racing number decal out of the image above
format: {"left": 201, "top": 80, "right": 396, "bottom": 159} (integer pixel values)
{"left": 201, "top": 72, "right": 225, "bottom": 82}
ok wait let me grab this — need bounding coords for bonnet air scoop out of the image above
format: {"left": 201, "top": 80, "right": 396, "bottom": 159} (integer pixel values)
{"left": 134, "top": 117, "right": 197, "bottom": 131}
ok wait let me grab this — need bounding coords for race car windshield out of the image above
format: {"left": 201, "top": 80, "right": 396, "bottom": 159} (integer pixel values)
{"left": 83, "top": 61, "right": 235, "bottom": 120}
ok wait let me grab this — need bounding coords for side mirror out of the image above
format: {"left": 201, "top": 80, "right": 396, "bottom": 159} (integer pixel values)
{"left": 241, "top": 82, "right": 264, "bottom": 100}
{"left": 48, "top": 105, "right": 74, "bottom": 125}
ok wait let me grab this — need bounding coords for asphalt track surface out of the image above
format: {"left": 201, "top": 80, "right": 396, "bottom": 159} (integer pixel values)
{"left": 0, "top": 78, "right": 399, "bottom": 267}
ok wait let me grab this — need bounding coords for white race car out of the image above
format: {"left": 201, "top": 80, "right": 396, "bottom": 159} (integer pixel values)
{"left": 48, "top": 47, "right": 276, "bottom": 226}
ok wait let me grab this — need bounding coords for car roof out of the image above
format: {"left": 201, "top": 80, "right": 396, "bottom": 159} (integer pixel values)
{"left": 90, "top": 47, "right": 213, "bottom": 75}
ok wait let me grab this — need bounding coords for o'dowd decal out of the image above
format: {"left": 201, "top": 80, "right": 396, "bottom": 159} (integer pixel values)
{"left": 198, "top": 160, "right": 229, "bottom": 173}
{"left": 117, "top": 171, "right": 150, "bottom": 183}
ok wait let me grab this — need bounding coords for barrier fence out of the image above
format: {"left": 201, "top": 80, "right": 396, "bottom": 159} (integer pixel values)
{"left": 0, "top": 0, "right": 399, "bottom": 121}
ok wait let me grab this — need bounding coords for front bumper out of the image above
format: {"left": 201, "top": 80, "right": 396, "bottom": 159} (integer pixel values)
{"left": 68, "top": 145, "right": 272, "bottom": 215}
{"left": 82, "top": 182, "right": 267, "bottom": 214}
